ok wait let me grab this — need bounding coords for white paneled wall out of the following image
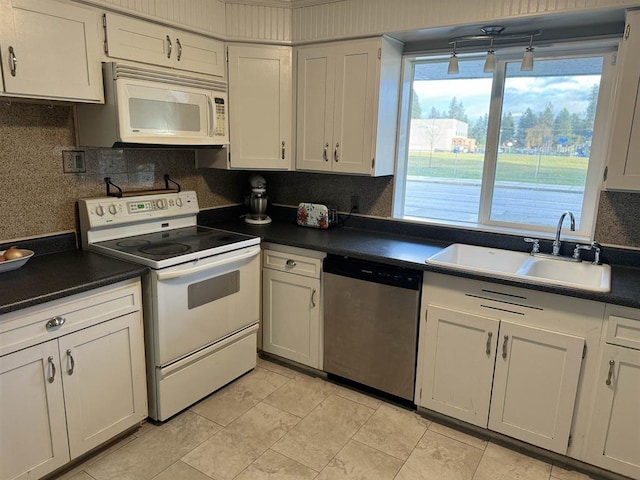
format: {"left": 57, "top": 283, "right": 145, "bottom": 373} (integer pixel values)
{"left": 292, "top": 0, "right": 640, "bottom": 42}
{"left": 77, "top": 0, "right": 227, "bottom": 36}
{"left": 76, "top": 0, "right": 639, "bottom": 42}
{"left": 226, "top": 3, "right": 291, "bottom": 42}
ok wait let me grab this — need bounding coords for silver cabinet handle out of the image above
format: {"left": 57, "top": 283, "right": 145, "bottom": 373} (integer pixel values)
{"left": 45, "top": 316, "right": 66, "bottom": 330}
{"left": 606, "top": 360, "right": 615, "bottom": 386}
{"left": 323, "top": 142, "right": 329, "bottom": 162}
{"left": 66, "top": 349, "right": 75, "bottom": 375}
{"left": 8, "top": 46, "right": 17, "bottom": 76}
{"left": 311, "top": 288, "right": 316, "bottom": 308}
{"left": 486, "top": 331, "right": 493, "bottom": 355}
{"left": 502, "top": 335, "right": 509, "bottom": 359}
{"left": 286, "top": 259, "right": 297, "bottom": 268}
{"left": 334, "top": 142, "right": 340, "bottom": 162}
{"left": 176, "top": 38, "right": 182, "bottom": 61}
{"left": 282, "top": 141, "right": 285, "bottom": 160}
{"left": 47, "top": 356, "right": 56, "bottom": 383}
{"left": 166, "top": 35, "right": 172, "bottom": 58}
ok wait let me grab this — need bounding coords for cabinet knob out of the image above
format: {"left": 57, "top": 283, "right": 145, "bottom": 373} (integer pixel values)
{"left": 45, "top": 316, "right": 66, "bottom": 330}
{"left": 286, "top": 259, "right": 297, "bottom": 268}
{"left": 606, "top": 359, "right": 615, "bottom": 386}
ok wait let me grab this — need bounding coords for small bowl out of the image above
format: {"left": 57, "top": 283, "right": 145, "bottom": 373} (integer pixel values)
{"left": 0, "top": 249, "right": 35, "bottom": 273}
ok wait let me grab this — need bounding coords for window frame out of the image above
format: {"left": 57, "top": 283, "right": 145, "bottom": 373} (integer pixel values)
{"left": 393, "top": 43, "right": 617, "bottom": 242}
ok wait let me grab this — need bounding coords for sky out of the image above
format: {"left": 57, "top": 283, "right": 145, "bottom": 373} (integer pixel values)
{"left": 414, "top": 75, "right": 601, "bottom": 123}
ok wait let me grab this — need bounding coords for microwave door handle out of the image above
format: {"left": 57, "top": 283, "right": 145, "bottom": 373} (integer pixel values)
{"left": 207, "top": 97, "right": 214, "bottom": 137}
{"left": 156, "top": 246, "right": 259, "bottom": 280}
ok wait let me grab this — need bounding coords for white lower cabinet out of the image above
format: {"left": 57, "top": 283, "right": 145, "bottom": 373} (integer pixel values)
{"left": 261, "top": 244, "right": 326, "bottom": 369}
{"left": 416, "top": 273, "right": 604, "bottom": 456}
{"left": 584, "top": 306, "right": 640, "bottom": 478}
{"left": 0, "top": 279, "right": 147, "bottom": 480}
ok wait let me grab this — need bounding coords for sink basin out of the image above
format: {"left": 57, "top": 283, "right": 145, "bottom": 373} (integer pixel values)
{"left": 426, "top": 243, "right": 611, "bottom": 292}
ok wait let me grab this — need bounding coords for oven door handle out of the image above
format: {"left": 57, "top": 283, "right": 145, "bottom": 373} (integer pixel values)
{"left": 157, "top": 246, "right": 260, "bottom": 280}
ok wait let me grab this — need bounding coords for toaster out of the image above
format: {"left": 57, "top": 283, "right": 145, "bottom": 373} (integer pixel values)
{"left": 297, "top": 203, "right": 338, "bottom": 229}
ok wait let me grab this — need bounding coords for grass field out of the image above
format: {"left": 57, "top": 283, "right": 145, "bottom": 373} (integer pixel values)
{"left": 408, "top": 151, "right": 589, "bottom": 186}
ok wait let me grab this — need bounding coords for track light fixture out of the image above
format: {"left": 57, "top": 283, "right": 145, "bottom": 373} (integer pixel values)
{"left": 521, "top": 34, "right": 535, "bottom": 71}
{"left": 447, "top": 26, "right": 541, "bottom": 74}
{"left": 447, "top": 42, "right": 459, "bottom": 74}
{"left": 483, "top": 37, "right": 496, "bottom": 72}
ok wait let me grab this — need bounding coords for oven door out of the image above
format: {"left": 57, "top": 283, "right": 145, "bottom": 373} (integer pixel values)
{"left": 148, "top": 245, "right": 260, "bottom": 366}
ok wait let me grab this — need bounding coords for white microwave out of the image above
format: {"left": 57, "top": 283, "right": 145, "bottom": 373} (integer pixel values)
{"left": 76, "top": 62, "right": 229, "bottom": 147}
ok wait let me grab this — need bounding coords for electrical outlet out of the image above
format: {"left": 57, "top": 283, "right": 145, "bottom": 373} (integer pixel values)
{"left": 350, "top": 195, "right": 360, "bottom": 213}
{"left": 63, "top": 150, "right": 86, "bottom": 173}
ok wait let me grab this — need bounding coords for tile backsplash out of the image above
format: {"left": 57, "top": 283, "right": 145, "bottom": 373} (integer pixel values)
{"left": 0, "top": 102, "right": 247, "bottom": 241}
{"left": 1, "top": 102, "right": 639, "bottom": 249}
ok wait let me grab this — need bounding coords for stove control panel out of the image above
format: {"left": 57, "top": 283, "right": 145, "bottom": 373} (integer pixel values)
{"left": 79, "top": 191, "right": 199, "bottom": 230}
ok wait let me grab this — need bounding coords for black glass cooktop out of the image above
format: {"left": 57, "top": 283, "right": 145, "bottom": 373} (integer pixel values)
{"left": 95, "top": 226, "right": 256, "bottom": 262}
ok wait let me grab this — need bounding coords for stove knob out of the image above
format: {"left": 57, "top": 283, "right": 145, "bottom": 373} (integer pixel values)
{"left": 108, "top": 204, "right": 117, "bottom": 215}
{"left": 176, "top": 198, "right": 183, "bottom": 207}
{"left": 95, "top": 205, "right": 105, "bottom": 217}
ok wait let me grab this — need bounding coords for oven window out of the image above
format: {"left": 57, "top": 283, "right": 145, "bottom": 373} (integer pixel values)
{"left": 188, "top": 271, "right": 239, "bottom": 309}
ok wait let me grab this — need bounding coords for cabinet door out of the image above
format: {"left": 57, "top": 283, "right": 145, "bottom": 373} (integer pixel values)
{"left": 0, "top": 340, "right": 70, "bottom": 480}
{"left": 585, "top": 344, "right": 640, "bottom": 479}
{"left": 173, "top": 31, "right": 224, "bottom": 77}
{"left": 489, "top": 321, "right": 584, "bottom": 454}
{"left": 104, "top": 13, "right": 173, "bottom": 69}
{"left": 59, "top": 312, "right": 147, "bottom": 459}
{"left": 416, "top": 305, "right": 499, "bottom": 427}
{"left": 262, "top": 268, "right": 321, "bottom": 368}
{"left": 228, "top": 45, "right": 292, "bottom": 170}
{"left": 0, "top": 0, "right": 103, "bottom": 102}
{"left": 296, "top": 45, "right": 335, "bottom": 172}
{"left": 332, "top": 39, "right": 379, "bottom": 175}
{"left": 605, "top": 10, "right": 640, "bottom": 191}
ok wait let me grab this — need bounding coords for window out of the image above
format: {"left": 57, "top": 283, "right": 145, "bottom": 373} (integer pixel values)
{"left": 394, "top": 46, "right": 615, "bottom": 240}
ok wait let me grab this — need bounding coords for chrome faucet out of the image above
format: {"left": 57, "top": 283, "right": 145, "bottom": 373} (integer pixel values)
{"left": 553, "top": 211, "right": 575, "bottom": 256}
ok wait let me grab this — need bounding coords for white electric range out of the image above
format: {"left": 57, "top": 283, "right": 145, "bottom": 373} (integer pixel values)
{"left": 79, "top": 191, "right": 261, "bottom": 421}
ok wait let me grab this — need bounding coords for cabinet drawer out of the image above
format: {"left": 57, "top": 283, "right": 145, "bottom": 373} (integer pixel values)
{"left": 0, "top": 279, "right": 141, "bottom": 357}
{"left": 263, "top": 248, "right": 324, "bottom": 278}
{"left": 605, "top": 305, "right": 640, "bottom": 350}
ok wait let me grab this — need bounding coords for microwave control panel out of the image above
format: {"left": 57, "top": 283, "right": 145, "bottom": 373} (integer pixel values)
{"left": 214, "top": 97, "right": 226, "bottom": 137}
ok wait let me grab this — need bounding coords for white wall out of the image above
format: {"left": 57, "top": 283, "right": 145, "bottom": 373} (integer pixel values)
{"left": 76, "top": 0, "right": 640, "bottom": 43}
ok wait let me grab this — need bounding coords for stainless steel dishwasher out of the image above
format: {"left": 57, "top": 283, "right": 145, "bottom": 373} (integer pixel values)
{"left": 323, "top": 255, "right": 421, "bottom": 401}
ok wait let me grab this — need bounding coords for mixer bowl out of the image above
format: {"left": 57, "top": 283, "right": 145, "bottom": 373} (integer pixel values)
{"left": 249, "top": 196, "right": 268, "bottom": 219}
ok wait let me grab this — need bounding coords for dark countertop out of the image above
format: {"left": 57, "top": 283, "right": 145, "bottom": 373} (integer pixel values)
{"left": 213, "top": 219, "right": 640, "bottom": 309}
{"left": 0, "top": 250, "right": 147, "bottom": 316}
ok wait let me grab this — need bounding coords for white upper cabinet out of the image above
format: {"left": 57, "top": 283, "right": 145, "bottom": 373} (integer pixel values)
{"left": 0, "top": 0, "right": 104, "bottom": 102}
{"left": 296, "top": 37, "right": 402, "bottom": 176}
{"left": 605, "top": 10, "right": 640, "bottom": 191}
{"left": 227, "top": 44, "right": 293, "bottom": 170}
{"left": 104, "top": 13, "right": 225, "bottom": 78}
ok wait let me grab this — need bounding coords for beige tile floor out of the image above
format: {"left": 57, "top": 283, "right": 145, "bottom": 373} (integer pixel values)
{"left": 54, "top": 358, "right": 602, "bottom": 480}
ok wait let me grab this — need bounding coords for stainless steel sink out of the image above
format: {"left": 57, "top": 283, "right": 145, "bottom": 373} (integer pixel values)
{"left": 426, "top": 243, "right": 611, "bottom": 292}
